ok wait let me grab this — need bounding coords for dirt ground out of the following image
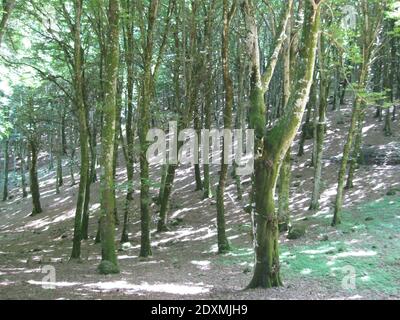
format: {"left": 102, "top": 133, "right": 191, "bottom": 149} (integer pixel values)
{"left": 0, "top": 103, "right": 399, "bottom": 300}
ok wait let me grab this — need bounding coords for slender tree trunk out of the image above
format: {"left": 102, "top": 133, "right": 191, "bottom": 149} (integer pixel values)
{"left": 332, "top": 1, "right": 383, "bottom": 226}
{"left": 158, "top": 163, "right": 178, "bottom": 232}
{"left": 29, "top": 140, "right": 43, "bottom": 216}
{"left": 202, "top": 4, "right": 215, "bottom": 199}
{"left": 232, "top": 44, "right": 245, "bottom": 201}
{"left": 56, "top": 121, "right": 63, "bottom": 192}
{"left": 123, "top": 0, "right": 135, "bottom": 203}
{"left": 69, "top": 147, "right": 76, "bottom": 186}
{"left": 71, "top": 0, "right": 90, "bottom": 260}
{"left": 297, "top": 81, "right": 316, "bottom": 157}
{"left": 0, "top": 0, "right": 16, "bottom": 46}
{"left": 278, "top": 18, "right": 293, "bottom": 230}
{"left": 2, "top": 139, "right": 9, "bottom": 202}
{"left": 20, "top": 144, "right": 28, "bottom": 198}
{"left": 97, "top": 0, "right": 120, "bottom": 274}
{"left": 215, "top": 0, "right": 236, "bottom": 254}
{"left": 332, "top": 96, "right": 361, "bottom": 225}
{"left": 243, "top": 0, "right": 319, "bottom": 289}
{"left": 310, "top": 35, "right": 329, "bottom": 210}
{"left": 193, "top": 103, "right": 203, "bottom": 191}
{"left": 138, "top": 0, "right": 161, "bottom": 258}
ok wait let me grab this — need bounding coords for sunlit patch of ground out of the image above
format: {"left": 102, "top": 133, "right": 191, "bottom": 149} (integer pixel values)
{"left": 0, "top": 104, "right": 399, "bottom": 299}
{"left": 217, "top": 195, "right": 400, "bottom": 298}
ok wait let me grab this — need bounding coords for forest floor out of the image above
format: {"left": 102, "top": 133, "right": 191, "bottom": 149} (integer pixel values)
{"left": 0, "top": 103, "right": 399, "bottom": 300}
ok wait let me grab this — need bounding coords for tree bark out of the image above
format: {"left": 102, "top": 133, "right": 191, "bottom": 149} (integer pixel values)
{"left": 309, "top": 34, "right": 329, "bottom": 210}
{"left": 242, "top": 0, "right": 319, "bottom": 288}
{"left": 29, "top": 140, "right": 42, "bottom": 216}
{"left": 71, "top": 0, "right": 90, "bottom": 260}
{"left": 2, "top": 139, "right": 9, "bottom": 202}
{"left": 97, "top": 0, "right": 120, "bottom": 274}
{"left": 0, "top": 0, "right": 16, "bottom": 46}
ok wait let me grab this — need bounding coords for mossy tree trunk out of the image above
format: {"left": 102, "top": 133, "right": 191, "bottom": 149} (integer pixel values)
{"left": 278, "top": 150, "right": 291, "bottom": 230}
{"left": 71, "top": 0, "right": 90, "bottom": 260}
{"left": 137, "top": 0, "right": 160, "bottom": 257}
{"left": 215, "top": 0, "right": 236, "bottom": 254}
{"left": 155, "top": 0, "right": 194, "bottom": 232}
{"left": 0, "top": 0, "right": 16, "bottom": 46}
{"left": 345, "top": 110, "right": 365, "bottom": 190}
{"left": 242, "top": 0, "right": 320, "bottom": 289}
{"left": 278, "top": 12, "right": 293, "bottom": 230}
{"left": 383, "top": 20, "right": 395, "bottom": 136}
{"left": 19, "top": 143, "right": 28, "bottom": 198}
{"left": 29, "top": 139, "right": 42, "bottom": 216}
{"left": 232, "top": 40, "right": 246, "bottom": 201}
{"left": 158, "top": 162, "right": 178, "bottom": 232}
{"left": 332, "top": 2, "right": 384, "bottom": 226}
{"left": 97, "top": 0, "right": 120, "bottom": 274}
{"left": 122, "top": 0, "right": 135, "bottom": 213}
{"left": 297, "top": 79, "right": 316, "bottom": 157}
{"left": 202, "top": 1, "right": 216, "bottom": 200}
{"left": 309, "top": 33, "right": 329, "bottom": 210}
{"left": 56, "top": 117, "right": 63, "bottom": 195}
{"left": 2, "top": 139, "right": 9, "bottom": 202}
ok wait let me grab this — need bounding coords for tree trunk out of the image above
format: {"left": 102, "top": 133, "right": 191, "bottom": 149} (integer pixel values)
{"left": 20, "top": 144, "right": 28, "bottom": 198}
{"left": 332, "top": 2, "right": 383, "bottom": 226}
{"left": 158, "top": 163, "right": 177, "bottom": 232}
{"left": 310, "top": 34, "right": 329, "bottom": 210}
{"left": 96, "top": 0, "right": 120, "bottom": 274}
{"left": 29, "top": 140, "right": 42, "bottom": 216}
{"left": 215, "top": 0, "right": 236, "bottom": 254}
{"left": 71, "top": 0, "right": 90, "bottom": 260}
{"left": 202, "top": 2, "right": 216, "bottom": 200}
{"left": 0, "top": 0, "right": 16, "bottom": 46}
{"left": 243, "top": 0, "right": 319, "bottom": 288}
{"left": 138, "top": 0, "right": 161, "bottom": 258}
{"left": 297, "top": 81, "right": 316, "bottom": 157}
{"left": 278, "top": 18, "right": 293, "bottom": 230}
{"left": 2, "top": 139, "right": 9, "bottom": 202}
{"left": 248, "top": 161, "right": 282, "bottom": 288}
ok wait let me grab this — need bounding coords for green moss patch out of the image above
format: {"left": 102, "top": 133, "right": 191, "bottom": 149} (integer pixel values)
{"left": 218, "top": 196, "right": 400, "bottom": 295}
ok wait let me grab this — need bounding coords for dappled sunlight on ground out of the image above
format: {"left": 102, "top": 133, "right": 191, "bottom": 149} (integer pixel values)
{"left": 83, "top": 281, "right": 212, "bottom": 296}
{"left": 0, "top": 104, "right": 399, "bottom": 299}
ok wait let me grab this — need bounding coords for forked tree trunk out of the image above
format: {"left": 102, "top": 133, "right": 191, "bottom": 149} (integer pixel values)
{"left": 243, "top": 0, "right": 320, "bottom": 289}
{"left": 310, "top": 34, "right": 329, "bottom": 210}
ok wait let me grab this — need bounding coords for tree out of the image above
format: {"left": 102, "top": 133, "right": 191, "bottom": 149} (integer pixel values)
{"left": 2, "top": 106, "right": 10, "bottom": 201}
{"left": 71, "top": 0, "right": 91, "bottom": 261}
{"left": 215, "top": 0, "right": 236, "bottom": 254}
{"left": 0, "top": 0, "right": 16, "bottom": 46}
{"left": 309, "top": 32, "right": 330, "bottom": 211}
{"left": 332, "top": 0, "right": 385, "bottom": 226}
{"left": 242, "top": 0, "right": 321, "bottom": 288}
{"left": 97, "top": 0, "right": 120, "bottom": 275}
